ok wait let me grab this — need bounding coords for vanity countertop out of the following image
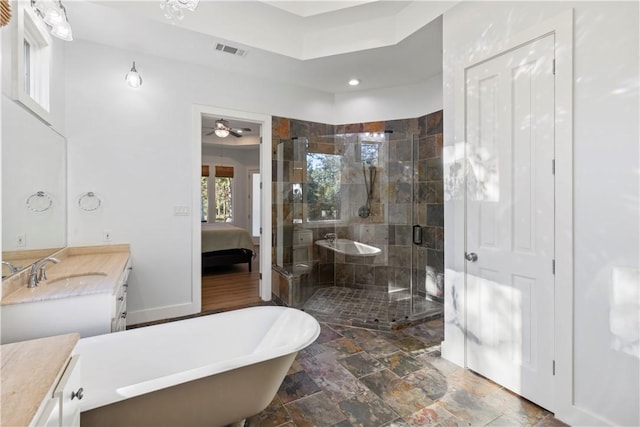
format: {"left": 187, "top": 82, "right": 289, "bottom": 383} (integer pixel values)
{"left": 1, "top": 244, "right": 130, "bottom": 306}
{"left": 1, "top": 333, "right": 79, "bottom": 427}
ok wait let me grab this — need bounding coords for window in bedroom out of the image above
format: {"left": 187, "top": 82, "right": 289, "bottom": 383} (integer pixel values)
{"left": 214, "top": 166, "right": 234, "bottom": 222}
{"left": 201, "top": 165, "right": 209, "bottom": 222}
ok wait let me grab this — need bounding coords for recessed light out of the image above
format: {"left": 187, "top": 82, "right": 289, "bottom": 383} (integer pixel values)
{"left": 348, "top": 78, "right": 360, "bottom": 86}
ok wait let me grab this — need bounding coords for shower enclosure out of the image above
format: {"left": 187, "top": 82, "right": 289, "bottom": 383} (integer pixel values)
{"left": 272, "top": 131, "right": 442, "bottom": 329}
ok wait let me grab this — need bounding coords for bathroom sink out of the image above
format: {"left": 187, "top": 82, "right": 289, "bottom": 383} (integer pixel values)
{"left": 47, "top": 273, "right": 108, "bottom": 286}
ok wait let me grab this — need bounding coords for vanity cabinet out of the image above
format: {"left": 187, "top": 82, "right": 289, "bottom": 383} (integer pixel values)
{"left": 111, "top": 257, "right": 131, "bottom": 332}
{"left": 34, "top": 356, "right": 83, "bottom": 427}
{"left": 1, "top": 334, "right": 80, "bottom": 427}
{"left": 0, "top": 251, "right": 131, "bottom": 344}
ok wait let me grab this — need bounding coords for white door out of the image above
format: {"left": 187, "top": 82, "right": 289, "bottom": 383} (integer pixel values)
{"left": 465, "top": 34, "right": 555, "bottom": 410}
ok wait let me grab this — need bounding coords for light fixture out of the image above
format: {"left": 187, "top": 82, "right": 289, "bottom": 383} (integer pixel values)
{"left": 125, "top": 61, "right": 143, "bottom": 88}
{"left": 214, "top": 128, "right": 230, "bottom": 138}
{"left": 348, "top": 78, "right": 360, "bottom": 86}
{"left": 213, "top": 118, "right": 231, "bottom": 138}
{"left": 33, "top": 0, "right": 73, "bottom": 41}
{"left": 160, "top": 0, "right": 199, "bottom": 23}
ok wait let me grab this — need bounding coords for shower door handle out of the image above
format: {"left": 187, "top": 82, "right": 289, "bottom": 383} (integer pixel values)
{"left": 465, "top": 252, "right": 478, "bottom": 262}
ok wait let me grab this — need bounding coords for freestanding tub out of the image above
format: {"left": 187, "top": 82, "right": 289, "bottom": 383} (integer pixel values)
{"left": 75, "top": 306, "right": 320, "bottom": 427}
{"left": 315, "top": 238, "right": 381, "bottom": 256}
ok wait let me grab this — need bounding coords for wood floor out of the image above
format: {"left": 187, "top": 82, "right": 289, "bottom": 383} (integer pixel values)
{"left": 201, "top": 247, "right": 262, "bottom": 312}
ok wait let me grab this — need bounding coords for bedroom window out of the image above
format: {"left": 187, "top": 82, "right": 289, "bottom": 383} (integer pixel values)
{"left": 214, "top": 166, "right": 234, "bottom": 222}
{"left": 201, "top": 165, "right": 209, "bottom": 222}
{"left": 201, "top": 177, "right": 209, "bottom": 222}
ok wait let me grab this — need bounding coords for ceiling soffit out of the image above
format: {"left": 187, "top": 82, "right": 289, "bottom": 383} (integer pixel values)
{"left": 96, "top": 1, "right": 454, "bottom": 60}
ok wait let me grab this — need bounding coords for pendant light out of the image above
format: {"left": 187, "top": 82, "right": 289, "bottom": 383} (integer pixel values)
{"left": 125, "top": 61, "right": 143, "bottom": 88}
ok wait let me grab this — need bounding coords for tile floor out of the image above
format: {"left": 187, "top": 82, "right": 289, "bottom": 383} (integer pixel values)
{"left": 246, "top": 318, "right": 567, "bottom": 427}
{"left": 302, "top": 287, "right": 443, "bottom": 330}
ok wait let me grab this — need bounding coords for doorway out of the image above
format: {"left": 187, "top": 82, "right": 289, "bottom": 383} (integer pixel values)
{"left": 464, "top": 34, "right": 555, "bottom": 410}
{"left": 191, "top": 105, "right": 273, "bottom": 314}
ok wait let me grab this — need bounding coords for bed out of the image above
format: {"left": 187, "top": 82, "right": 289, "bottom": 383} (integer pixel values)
{"left": 201, "top": 223, "right": 255, "bottom": 272}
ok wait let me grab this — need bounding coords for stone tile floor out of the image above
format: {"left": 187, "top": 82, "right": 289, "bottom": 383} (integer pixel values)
{"left": 302, "top": 287, "right": 443, "bottom": 330}
{"left": 246, "top": 318, "right": 567, "bottom": 427}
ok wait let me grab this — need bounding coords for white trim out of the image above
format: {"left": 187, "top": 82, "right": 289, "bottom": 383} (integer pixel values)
{"left": 192, "top": 105, "right": 273, "bottom": 308}
{"left": 126, "top": 302, "right": 197, "bottom": 326}
{"left": 444, "top": 9, "right": 596, "bottom": 425}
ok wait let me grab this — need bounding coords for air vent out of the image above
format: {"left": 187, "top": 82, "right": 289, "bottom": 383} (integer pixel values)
{"left": 215, "top": 43, "right": 247, "bottom": 57}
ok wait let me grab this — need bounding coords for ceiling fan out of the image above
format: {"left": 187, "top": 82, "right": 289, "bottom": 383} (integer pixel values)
{"left": 205, "top": 119, "right": 251, "bottom": 138}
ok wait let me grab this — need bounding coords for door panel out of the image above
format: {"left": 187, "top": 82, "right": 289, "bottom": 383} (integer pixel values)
{"left": 465, "top": 34, "right": 555, "bottom": 410}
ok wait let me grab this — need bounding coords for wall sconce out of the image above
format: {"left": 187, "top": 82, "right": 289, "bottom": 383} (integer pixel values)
{"left": 125, "top": 61, "right": 143, "bottom": 88}
{"left": 33, "top": 0, "right": 73, "bottom": 41}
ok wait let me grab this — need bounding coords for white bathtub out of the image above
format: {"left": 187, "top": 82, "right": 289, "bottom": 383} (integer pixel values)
{"left": 75, "top": 306, "right": 320, "bottom": 427}
{"left": 315, "top": 238, "right": 381, "bottom": 256}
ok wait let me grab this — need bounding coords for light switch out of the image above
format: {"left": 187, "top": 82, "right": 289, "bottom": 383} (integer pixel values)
{"left": 174, "top": 206, "right": 190, "bottom": 216}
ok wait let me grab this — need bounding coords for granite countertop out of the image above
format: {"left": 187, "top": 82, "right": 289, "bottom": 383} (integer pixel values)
{"left": 1, "top": 333, "right": 80, "bottom": 427}
{"left": 1, "top": 245, "right": 130, "bottom": 306}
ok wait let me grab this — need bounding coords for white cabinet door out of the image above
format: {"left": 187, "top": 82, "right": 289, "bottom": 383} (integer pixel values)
{"left": 53, "top": 356, "right": 83, "bottom": 427}
{"left": 31, "top": 398, "right": 60, "bottom": 427}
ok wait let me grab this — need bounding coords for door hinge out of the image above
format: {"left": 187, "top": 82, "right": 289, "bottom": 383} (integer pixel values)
{"left": 260, "top": 137, "right": 263, "bottom": 144}
{"left": 552, "top": 59, "right": 556, "bottom": 75}
{"left": 552, "top": 159, "right": 555, "bottom": 175}
{"left": 260, "top": 227, "right": 262, "bottom": 234}
{"left": 260, "top": 182, "right": 262, "bottom": 189}
{"left": 552, "top": 259, "right": 556, "bottom": 275}
{"left": 259, "top": 273, "right": 262, "bottom": 280}
{"left": 552, "top": 360, "right": 556, "bottom": 375}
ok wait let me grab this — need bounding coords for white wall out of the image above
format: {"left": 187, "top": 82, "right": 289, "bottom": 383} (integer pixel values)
{"left": 202, "top": 145, "right": 260, "bottom": 232}
{"left": 441, "top": 2, "right": 639, "bottom": 426}
{"left": 333, "top": 73, "right": 443, "bottom": 124}
{"left": 64, "top": 39, "right": 340, "bottom": 324}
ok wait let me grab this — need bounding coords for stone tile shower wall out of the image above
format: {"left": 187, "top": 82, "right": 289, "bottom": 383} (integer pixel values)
{"left": 271, "top": 112, "right": 444, "bottom": 305}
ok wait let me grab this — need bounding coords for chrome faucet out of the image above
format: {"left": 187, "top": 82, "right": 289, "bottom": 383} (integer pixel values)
{"left": 324, "top": 233, "right": 337, "bottom": 245}
{"left": 27, "top": 257, "right": 60, "bottom": 288}
{"left": 2, "top": 261, "right": 20, "bottom": 275}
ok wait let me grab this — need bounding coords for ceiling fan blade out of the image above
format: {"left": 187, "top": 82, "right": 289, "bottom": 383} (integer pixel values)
{"left": 229, "top": 130, "right": 242, "bottom": 138}
{"left": 205, "top": 130, "right": 215, "bottom": 136}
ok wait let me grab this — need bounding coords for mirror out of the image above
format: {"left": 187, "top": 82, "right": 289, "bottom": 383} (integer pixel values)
{"left": 1, "top": 95, "right": 66, "bottom": 278}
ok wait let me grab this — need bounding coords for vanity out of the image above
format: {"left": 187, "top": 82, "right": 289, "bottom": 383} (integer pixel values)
{"left": 1, "top": 245, "right": 131, "bottom": 344}
{"left": 1, "top": 333, "right": 82, "bottom": 427}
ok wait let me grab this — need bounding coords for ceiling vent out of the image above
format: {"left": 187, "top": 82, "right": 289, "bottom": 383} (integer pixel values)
{"left": 215, "top": 43, "right": 247, "bottom": 57}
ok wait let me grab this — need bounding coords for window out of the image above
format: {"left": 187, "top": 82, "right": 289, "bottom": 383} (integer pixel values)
{"left": 306, "top": 153, "right": 341, "bottom": 221}
{"left": 201, "top": 165, "right": 209, "bottom": 222}
{"left": 201, "top": 177, "right": 209, "bottom": 222}
{"left": 214, "top": 166, "right": 234, "bottom": 223}
{"left": 15, "top": 4, "right": 52, "bottom": 123}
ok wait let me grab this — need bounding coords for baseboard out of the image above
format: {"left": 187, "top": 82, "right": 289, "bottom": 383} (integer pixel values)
{"left": 127, "top": 302, "right": 199, "bottom": 326}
